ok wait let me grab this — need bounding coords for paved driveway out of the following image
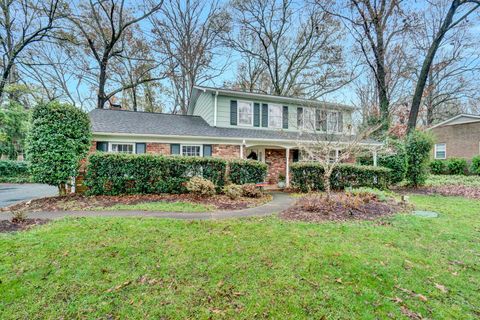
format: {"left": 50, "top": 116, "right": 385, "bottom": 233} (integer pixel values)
{"left": 0, "top": 184, "right": 58, "bottom": 208}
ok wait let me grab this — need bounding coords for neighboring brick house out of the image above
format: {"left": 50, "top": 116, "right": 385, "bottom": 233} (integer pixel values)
{"left": 89, "top": 86, "right": 381, "bottom": 185}
{"left": 429, "top": 114, "right": 480, "bottom": 160}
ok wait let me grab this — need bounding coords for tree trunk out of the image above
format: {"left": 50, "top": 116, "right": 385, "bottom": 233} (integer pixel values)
{"left": 58, "top": 183, "right": 67, "bottom": 196}
{"left": 407, "top": 0, "right": 460, "bottom": 133}
{"left": 97, "top": 57, "right": 109, "bottom": 109}
{"left": 375, "top": 32, "right": 390, "bottom": 131}
{"left": 324, "top": 171, "right": 332, "bottom": 201}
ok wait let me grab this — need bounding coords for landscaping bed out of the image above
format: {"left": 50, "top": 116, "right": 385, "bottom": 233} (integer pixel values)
{"left": 281, "top": 189, "right": 407, "bottom": 222}
{"left": 2, "top": 193, "right": 272, "bottom": 213}
{"left": 396, "top": 175, "right": 480, "bottom": 199}
{"left": 0, "top": 218, "right": 49, "bottom": 233}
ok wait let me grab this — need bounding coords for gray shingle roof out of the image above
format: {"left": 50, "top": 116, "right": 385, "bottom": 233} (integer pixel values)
{"left": 89, "top": 109, "right": 380, "bottom": 144}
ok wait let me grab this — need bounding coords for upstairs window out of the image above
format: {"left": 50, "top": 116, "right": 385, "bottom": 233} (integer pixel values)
{"left": 268, "top": 104, "right": 282, "bottom": 128}
{"left": 303, "top": 108, "right": 316, "bottom": 131}
{"left": 238, "top": 101, "right": 253, "bottom": 126}
{"left": 435, "top": 143, "right": 446, "bottom": 159}
{"left": 327, "top": 112, "right": 339, "bottom": 132}
{"left": 110, "top": 143, "right": 134, "bottom": 154}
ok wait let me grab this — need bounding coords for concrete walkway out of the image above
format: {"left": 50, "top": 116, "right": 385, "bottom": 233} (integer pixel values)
{"left": 3, "top": 192, "right": 295, "bottom": 220}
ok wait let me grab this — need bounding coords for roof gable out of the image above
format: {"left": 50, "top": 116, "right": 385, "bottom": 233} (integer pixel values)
{"left": 429, "top": 114, "right": 480, "bottom": 130}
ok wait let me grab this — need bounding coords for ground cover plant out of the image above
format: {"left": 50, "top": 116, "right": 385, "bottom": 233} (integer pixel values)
{"left": 405, "top": 174, "right": 480, "bottom": 199}
{"left": 0, "top": 195, "right": 478, "bottom": 318}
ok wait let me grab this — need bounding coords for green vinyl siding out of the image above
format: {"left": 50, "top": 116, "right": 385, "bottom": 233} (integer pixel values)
{"left": 192, "top": 91, "right": 214, "bottom": 126}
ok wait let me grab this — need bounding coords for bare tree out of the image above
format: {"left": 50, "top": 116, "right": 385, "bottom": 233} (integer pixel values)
{"left": 227, "top": 0, "right": 350, "bottom": 99}
{"left": 68, "top": 0, "right": 163, "bottom": 109}
{"left": 407, "top": 0, "right": 480, "bottom": 132}
{"left": 151, "top": 0, "right": 229, "bottom": 114}
{"left": 0, "top": 0, "right": 62, "bottom": 100}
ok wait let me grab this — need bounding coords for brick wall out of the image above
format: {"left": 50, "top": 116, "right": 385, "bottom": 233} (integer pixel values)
{"left": 212, "top": 144, "right": 240, "bottom": 159}
{"left": 431, "top": 122, "right": 480, "bottom": 159}
{"left": 147, "top": 143, "right": 170, "bottom": 155}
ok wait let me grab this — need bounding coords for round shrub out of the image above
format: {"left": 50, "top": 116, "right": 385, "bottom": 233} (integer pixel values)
{"left": 241, "top": 183, "right": 263, "bottom": 198}
{"left": 223, "top": 184, "right": 243, "bottom": 200}
{"left": 26, "top": 101, "right": 91, "bottom": 194}
{"left": 446, "top": 158, "right": 468, "bottom": 175}
{"left": 186, "top": 176, "right": 216, "bottom": 197}
{"left": 405, "top": 130, "right": 434, "bottom": 187}
{"left": 228, "top": 159, "right": 267, "bottom": 184}
{"left": 471, "top": 155, "right": 480, "bottom": 175}
{"left": 429, "top": 159, "right": 447, "bottom": 175}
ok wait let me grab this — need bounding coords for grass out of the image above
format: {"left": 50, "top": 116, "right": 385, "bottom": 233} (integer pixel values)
{"left": 98, "top": 201, "right": 214, "bottom": 212}
{"left": 425, "top": 174, "right": 480, "bottom": 187}
{"left": 0, "top": 195, "right": 479, "bottom": 319}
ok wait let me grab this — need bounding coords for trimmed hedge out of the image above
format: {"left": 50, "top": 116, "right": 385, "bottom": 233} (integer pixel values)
{"left": 471, "top": 156, "right": 480, "bottom": 175}
{"left": 291, "top": 162, "right": 391, "bottom": 192}
{"left": 446, "top": 158, "right": 468, "bottom": 175}
{"left": 0, "top": 160, "right": 31, "bottom": 183}
{"left": 228, "top": 159, "right": 268, "bottom": 184}
{"left": 429, "top": 159, "right": 448, "bottom": 175}
{"left": 85, "top": 153, "right": 227, "bottom": 195}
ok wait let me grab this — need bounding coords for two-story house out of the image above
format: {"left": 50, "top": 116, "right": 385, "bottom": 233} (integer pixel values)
{"left": 89, "top": 86, "right": 381, "bottom": 185}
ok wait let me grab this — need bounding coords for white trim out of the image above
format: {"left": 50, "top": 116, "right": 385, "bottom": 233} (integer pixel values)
{"left": 237, "top": 100, "right": 254, "bottom": 126}
{"left": 213, "top": 91, "right": 218, "bottom": 126}
{"left": 180, "top": 144, "right": 203, "bottom": 157}
{"left": 286, "top": 147, "right": 290, "bottom": 187}
{"left": 434, "top": 143, "right": 446, "bottom": 159}
{"left": 108, "top": 142, "right": 135, "bottom": 154}
{"left": 428, "top": 114, "right": 480, "bottom": 130}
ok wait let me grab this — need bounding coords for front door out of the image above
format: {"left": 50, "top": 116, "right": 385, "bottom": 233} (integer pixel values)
{"left": 245, "top": 147, "right": 265, "bottom": 162}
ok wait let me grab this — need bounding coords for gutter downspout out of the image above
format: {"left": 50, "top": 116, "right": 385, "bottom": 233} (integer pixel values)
{"left": 214, "top": 91, "right": 218, "bottom": 126}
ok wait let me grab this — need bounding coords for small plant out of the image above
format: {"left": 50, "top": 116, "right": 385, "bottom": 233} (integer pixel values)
{"left": 185, "top": 176, "right": 216, "bottom": 197}
{"left": 349, "top": 187, "right": 393, "bottom": 202}
{"left": 241, "top": 183, "right": 263, "bottom": 198}
{"left": 11, "top": 210, "right": 27, "bottom": 224}
{"left": 471, "top": 155, "right": 480, "bottom": 175}
{"left": 429, "top": 159, "right": 447, "bottom": 175}
{"left": 223, "top": 184, "right": 243, "bottom": 200}
{"left": 278, "top": 173, "right": 286, "bottom": 182}
{"left": 447, "top": 158, "right": 468, "bottom": 175}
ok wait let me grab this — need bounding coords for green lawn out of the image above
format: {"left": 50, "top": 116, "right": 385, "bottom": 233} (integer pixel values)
{"left": 1, "top": 195, "right": 479, "bottom": 319}
{"left": 99, "top": 201, "right": 214, "bottom": 212}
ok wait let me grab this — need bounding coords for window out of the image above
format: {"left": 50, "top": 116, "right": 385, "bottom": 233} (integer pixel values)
{"left": 268, "top": 104, "right": 282, "bottom": 128}
{"left": 303, "top": 108, "right": 316, "bottom": 131}
{"left": 327, "top": 112, "right": 339, "bottom": 132}
{"left": 435, "top": 143, "right": 446, "bottom": 159}
{"left": 110, "top": 143, "right": 134, "bottom": 153}
{"left": 181, "top": 145, "right": 201, "bottom": 157}
{"left": 238, "top": 100, "right": 253, "bottom": 126}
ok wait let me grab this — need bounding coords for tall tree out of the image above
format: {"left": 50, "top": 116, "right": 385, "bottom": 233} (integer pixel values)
{"left": 151, "top": 0, "right": 229, "bottom": 114}
{"left": 407, "top": 0, "right": 480, "bottom": 132}
{"left": 68, "top": 0, "right": 163, "bottom": 109}
{"left": 227, "top": 0, "right": 349, "bottom": 99}
{"left": 0, "top": 0, "right": 61, "bottom": 100}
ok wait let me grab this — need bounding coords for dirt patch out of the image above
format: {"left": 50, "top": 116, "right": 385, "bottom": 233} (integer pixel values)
{"left": 0, "top": 218, "right": 49, "bottom": 233}
{"left": 2, "top": 193, "right": 272, "bottom": 213}
{"left": 280, "top": 192, "right": 406, "bottom": 223}
{"left": 395, "top": 185, "right": 480, "bottom": 199}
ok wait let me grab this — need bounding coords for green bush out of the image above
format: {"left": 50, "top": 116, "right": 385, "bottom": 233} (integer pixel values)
{"left": 85, "top": 153, "right": 227, "bottom": 196}
{"left": 429, "top": 160, "right": 448, "bottom": 175}
{"left": 446, "top": 158, "right": 468, "bottom": 175}
{"left": 471, "top": 156, "right": 480, "bottom": 175}
{"left": 223, "top": 184, "right": 243, "bottom": 200}
{"left": 228, "top": 159, "right": 267, "bottom": 184}
{"left": 185, "top": 177, "right": 216, "bottom": 197}
{"left": 349, "top": 187, "right": 394, "bottom": 202}
{"left": 241, "top": 183, "right": 264, "bottom": 198}
{"left": 357, "top": 139, "right": 407, "bottom": 184}
{"left": 290, "top": 163, "right": 391, "bottom": 192}
{"left": 26, "top": 101, "right": 91, "bottom": 194}
{"left": 405, "top": 130, "right": 434, "bottom": 187}
{"left": 0, "top": 160, "right": 31, "bottom": 183}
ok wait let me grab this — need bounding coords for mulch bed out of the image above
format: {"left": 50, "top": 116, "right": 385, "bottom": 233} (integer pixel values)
{"left": 280, "top": 193, "right": 406, "bottom": 223}
{"left": 395, "top": 185, "right": 480, "bottom": 199}
{"left": 0, "top": 218, "right": 49, "bottom": 233}
{"left": 1, "top": 193, "right": 272, "bottom": 213}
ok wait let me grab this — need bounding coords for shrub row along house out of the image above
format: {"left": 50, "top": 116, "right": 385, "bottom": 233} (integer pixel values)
{"left": 89, "top": 86, "right": 382, "bottom": 186}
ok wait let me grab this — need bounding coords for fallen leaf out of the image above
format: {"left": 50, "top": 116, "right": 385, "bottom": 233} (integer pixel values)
{"left": 335, "top": 278, "right": 343, "bottom": 284}
{"left": 392, "top": 297, "right": 403, "bottom": 303}
{"left": 434, "top": 283, "right": 447, "bottom": 293}
{"left": 417, "top": 294, "right": 428, "bottom": 302}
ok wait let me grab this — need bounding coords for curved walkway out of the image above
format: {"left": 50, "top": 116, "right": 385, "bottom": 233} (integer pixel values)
{"left": 5, "top": 192, "right": 295, "bottom": 221}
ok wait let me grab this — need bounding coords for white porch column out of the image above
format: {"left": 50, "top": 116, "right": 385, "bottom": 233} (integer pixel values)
{"left": 240, "top": 144, "right": 244, "bottom": 159}
{"left": 286, "top": 147, "right": 290, "bottom": 187}
{"left": 373, "top": 149, "right": 378, "bottom": 166}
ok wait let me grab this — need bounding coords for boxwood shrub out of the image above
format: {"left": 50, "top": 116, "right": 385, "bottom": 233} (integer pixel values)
{"left": 471, "top": 155, "right": 480, "bottom": 175}
{"left": 446, "top": 158, "right": 468, "bottom": 175}
{"left": 0, "top": 160, "right": 31, "bottom": 183}
{"left": 228, "top": 159, "right": 267, "bottom": 184}
{"left": 429, "top": 159, "right": 448, "bottom": 175}
{"left": 85, "top": 153, "right": 227, "bottom": 195}
{"left": 290, "top": 162, "right": 391, "bottom": 192}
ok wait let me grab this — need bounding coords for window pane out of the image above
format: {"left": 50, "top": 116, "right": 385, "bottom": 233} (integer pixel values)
{"left": 303, "top": 108, "right": 315, "bottom": 131}
{"left": 435, "top": 144, "right": 446, "bottom": 159}
{"left": 111, "top": 144, "right": 133, "bottom": 154}
{"left": 182, "top": 145, "right": 201, "bottom": 157}
{"left": 268, "top": 104, "right": 282, "bottom": 128}
{"left": 328, "top": 112, "right": 338, "bottom": 132}
{"left": 238, "top": 101, "right": 253, "bottom": 125}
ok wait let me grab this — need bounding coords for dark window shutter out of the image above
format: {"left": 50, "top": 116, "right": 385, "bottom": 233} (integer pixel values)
{"left": 282, "top": 106, "right": 289, "bottom": 129}
{"left": 96, "top": 141, "right": 108, "bottom": 152}
{"left": 297, "top": 108, "right": 303, "bottom": 128}
{"left": 321, "top": 111, "right": 328, "bottom": 131}
{"left": 338, "top": 112, "right": 343, "bottom": 132}
{"left": 315, "top": 109, "right": 321, "bottom": 131}
{"left": 230, "top": 100, "right": 237, "bottom": 125}
{"left": 253, "top": 103, "right": 260, "bottom": 127}
{"left": 292, "top": 149, "right": 299, "bottom": 163}
{"left": 170, "top": 144, "right": 180, "bottom": 155}
{"left": 261, "top": 103, "right": 268, "bottom": 127}
{"left": 135, "top": 143, "right": 146, "bottom": 154}
{"left": 203, "top": 145, "right": 212, "bottom": 157}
